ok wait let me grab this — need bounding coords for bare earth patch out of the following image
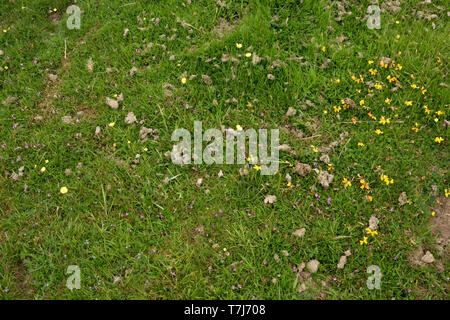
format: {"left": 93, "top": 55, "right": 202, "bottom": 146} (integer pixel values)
{"left": 408, "top": 196, "right": 449, "bottom": 272}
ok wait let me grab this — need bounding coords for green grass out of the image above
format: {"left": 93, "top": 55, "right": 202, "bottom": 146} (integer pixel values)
{"left": 0, "top": 0, "right": 448, "bottom": 299}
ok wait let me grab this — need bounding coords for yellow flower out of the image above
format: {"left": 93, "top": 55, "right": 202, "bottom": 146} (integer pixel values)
{"left": 60, "top": 186, "right": 68, "bottom": 194}
{"left": 311, "top": 145, "right": 318, "bottom": 153}
{"left": 434, "top": 137, "right": 444, "bottom": 144}
{"left": 253, "top": 165, "right": 262, "bottom": 171}
{"left": 323, "top": 110, "right": 328, "bottom": 114}
{"left": 360, "top": 237, "right": 368, "bottom": 245}
{"left": 380, "top": 174, "right": 394, "bottom": 186}
{"left": 374, "top": 83, "right": 382, "bottom": 90}
{"left": 143, "top": 147, "right": 148, "bottom": 152}
{"left": 236, "top": 125, "right": 243, "bottom": 131}
{"left": 445, "top": 189, "right": 449, "bottom": 198}
{"left": 379, "top": 116, "right": 390, "bottom": 125}
{"left": 404, "top": 100, "right": 412, "bottom": 106}
{"left": 4, "top": 66, "right": 8, "bottom": 70}
{"left": 366, "top": 195, "right": 373, "bottom": 202}
{"left": 385, "top": 98, "right": 391, "bottom": 104}
{"left": 40, "top": 167, "right": 46, "bottom": 173}
{"left": 396, "top": 34, "right": 400, "bottom": 39}
{"left": 368, "top": 60, "right": 374, "bottom": 65}
{"left": 360, "top": 179, "right": 370, "bottom": 190}
{"left": 431, "top": 211, "right": 435, "bottom": 217}
{"left": 359, "top": 100, "right": 365, "bottom": 106}
{"left": 358, "top": 142, "right": 364, "bottom": 147}
{"left": 181, "top": 77, "right": 187, "bottom": 84}
{"left": 53, "top": 8, "right": 58, "bottom": 12}
{"left": 375, "top": 129, "right": 383, "bottom": 135}
{"left": 342, "top": 178, "right": 352, "bottom": 188}
{"left": 108, "top": 122, "right": 115, "bottom": 127}
{"left": 410, "top": 84, "right": 419, "bottom": 89}
{"left": 235, "top": 43, "right": 242, "bottom": 49}
{"left": 321, "top": 46, "right": 326, "bottom": 52}
{"left": 245, "top": 52, "right": 252, "bottom": 58}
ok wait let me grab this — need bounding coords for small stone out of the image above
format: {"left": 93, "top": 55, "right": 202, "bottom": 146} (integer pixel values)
{"left": 292, "top": 228, "right": 306, "bottom": 238}
{"left": 369, "top": 215, "right": 379, "bottom": 230}
{"left": 421, "top": 251, "right": 435, "bottom": 264}
{"left": 293, "top": 162, "right": 311, "bottom": 177}
{"left": 306, "top": 259, "right": 320, "bottom": 273}
{"left": 286, "top": 107, "right": 297, "bottom": 117}
{"left": 264, "top": 195, "right": 277, "bottom": 204}
{"left": 106, "top": 97, "right": 119, "bottom": 109}
{"left": 398, "top": 192, "right": 407, "bottom": 206}
{"left": 319, "top": 154, "right": 330, "bottom": 164}
{"left": 125, "top": 112, "right": 137, "bottom": 124}
{"left": 61, "top": 116, "right": 73, "bottom": 124}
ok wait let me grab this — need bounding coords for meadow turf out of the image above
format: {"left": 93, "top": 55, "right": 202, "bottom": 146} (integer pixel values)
{"left": 0, "top": 0, "right": 448, "bottom": 299}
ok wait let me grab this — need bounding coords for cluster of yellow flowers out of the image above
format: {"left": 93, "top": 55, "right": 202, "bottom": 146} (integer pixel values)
{"left": 434, "top": 137, "right": 444, "bottom": 144}
{"left": 351, "top": 74, "right": 364, "bottom": 84}
{"left": 342, "top": 178, "right": 352, "bottom": 188}
{"left": 360, "top": 227, "right": 379, "bottom": 245}
{"left": 365, "top": 227, "right": 378, "bottom": 237}
{"left": 360, "top": 179, "right": 370, "bottom": 190}
{"left": 375, "top": 129, "right": 383, "bottom": 135}
{"left": 379, "top": 116, "right": 390, "bottom": 125}
{"left": 380, "top": 174, "right": 394, "bottom": 186}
